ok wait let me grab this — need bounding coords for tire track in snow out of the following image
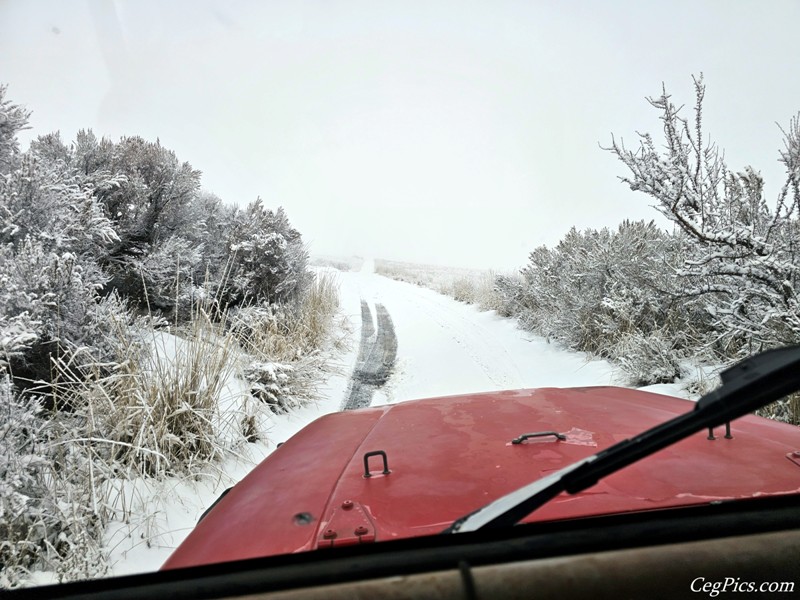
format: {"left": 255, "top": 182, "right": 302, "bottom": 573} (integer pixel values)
{"left": 341, "top": 300, "right": 397, "bottom": 410}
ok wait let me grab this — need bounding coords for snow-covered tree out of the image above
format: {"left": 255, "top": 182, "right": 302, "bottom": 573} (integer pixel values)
{"left": 0, "top": 86, "right": 333, "bottom": 584}
{"left": 608, "top": 76, "right": 800, "bottom": 353}
{"left": 225, "top": 199, "right": 311, "bottom": 306}
{"left": 0, "top": 85, "right": 30, "bottom": 176}
{"left": 0, "top": 240, "right": 124, "bottom": 406}
{"left": 72, "top": 135, "right": 202, "bottom": 307}
{"left": 1, "top": 152, "right": 119, "bottom": 257}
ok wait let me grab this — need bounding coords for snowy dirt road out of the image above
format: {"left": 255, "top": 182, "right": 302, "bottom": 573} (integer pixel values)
{"left": 336, "top": 259, "right": 619, "bottom": 406}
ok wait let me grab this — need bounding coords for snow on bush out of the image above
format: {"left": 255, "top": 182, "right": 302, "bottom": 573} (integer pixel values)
{"left": 0, "top": 241, "right": 124, "bottom": 404}
{"left": 0, "top": 375, "right": 48, "bottom": 586}
{"left": 52, "top": 311, "right": 242, "bottom": 479}
{"left": 489, "top": 78, "right": 800, "bottom": 395}
{"left": 0, "top": 313, "right": 39, "bottom": 369}
{"left": 608, "top": 75, "right": 800, "bottom": 355}
{"left": 490, "top": 221, "right": 700, "bottom": 385}
{"left": 0, "top": 375, "right": 108, "bottom": 587}
{"left": 609, "top": 330, "right": 684, "bottom": 388}
{"left": 242, "top": 360, "right": 298, "bottom": 413}
{"left": 225, "top": 199, "right": 312, "bottom": 307}
{"left": 0, "top": 84, "right": 29, "bottom": 175}
{"left": 0, "top": 86, "right": 338, "bottom": 586}
{"left": 127, "top": 235, "right": 204, "bottom": 318}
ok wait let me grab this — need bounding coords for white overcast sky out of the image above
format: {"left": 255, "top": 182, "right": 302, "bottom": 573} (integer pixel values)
{"left": 1, "top": 0, "right": 799, "bottom": 269}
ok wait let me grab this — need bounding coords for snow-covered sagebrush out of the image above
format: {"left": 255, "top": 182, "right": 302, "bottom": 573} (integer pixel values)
{"left": 609, "top": 75, "right": 800, "bottom": 354}
{"left": 0, "top": 85, "right": 330, "bottom": 586}
{"left": 0, "top": 85, "right": 29, "bottom": 176}
{"left": 0, "top": 239, "right": 126, "bottom": 404}
{"left": 0, "top": 375, "right": 108, "bottom": 587}
{"left": 495, "top": 221, "right": 694, "bottom": 385}
{"left": 499, "top": 76, "right": 800, "bottom": 391}
{"left": 226, "top": 199, "right": 311, "bottom": 307}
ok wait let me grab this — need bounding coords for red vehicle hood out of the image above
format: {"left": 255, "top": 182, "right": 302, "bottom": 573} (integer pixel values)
{"left": 163, "top": 387, "right": 800, "bottom": 569}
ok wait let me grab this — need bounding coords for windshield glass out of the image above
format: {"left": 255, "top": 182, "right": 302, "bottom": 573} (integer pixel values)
{"left": 1, "top": 0, "right": 799, "bottom": 589}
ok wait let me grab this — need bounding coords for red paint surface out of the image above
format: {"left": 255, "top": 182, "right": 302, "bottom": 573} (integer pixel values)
{"left": 162, "top": 387, "right": 800, "bottom": 569}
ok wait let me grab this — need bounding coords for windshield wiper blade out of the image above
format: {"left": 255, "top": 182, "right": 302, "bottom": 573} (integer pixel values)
{"left": 445, "top": 344, "right": 800, "bottom": 534}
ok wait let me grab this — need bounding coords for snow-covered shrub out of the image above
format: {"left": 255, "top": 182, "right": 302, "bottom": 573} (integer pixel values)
{"left": 134, "top": 191, "right": 236, "bottom": 322}
{"left": 87, "top": 136, "right": 201, "bottom": 248}
{"left": 0, "top": 240, "right": 126, "bottom": 406}
{"left": 121, "top": 235, "right": 204, "bottom": 319}
{"left": 34, "top": 298, "right": 239, "bottom": 481}
{"left": 0, "top": 375, "right": 108, "bottom": 586}
{"left": 1, "top": 152, "right": 119, "bottom": 257}
{"left": 0, "top": 86, "right": 343, "bottom": 586}
{"left": 224, "top": 199, "right": 312, "bottom": 307}
{"left": 497, "top": 220, "right": 708, "bottom": 384}
{"left": 0, "top": 313, "right": 39, "bottom": 370}
{"left": 20, "top": 126, "right": 313, "bottom": 326}
{"left": 0, "top": 84, "right": 29, "bottom": 176}
{"left": 174, "top": 191, "right": 233, "bottom": 267}
{"left": 609, "top": 330, "right": 684, "bottom": 387}
{"left": 608, "top": 76, "right": 800, "bottom": 354}
{"left": 512, "top": 222, "right": 682, "bottom": 349}
{"left": 0, "top": 375, "right": 48, "bottom": 585}
{"left": 24, "top": 130, "right": 207, "bottom": 320}
{"left": 0, "top": 114, "right": 132, "bottom": 406}
{"left": 493, "top": 273, "right": 531, "bottom": 319}
{"left": 442, "top": 276, "right": 476, "bottom": 304}
{"left": 84, "top": 136, "right": 202, "bottom": 311}
{"left": 80, "top": 312, "right": 238, "bottom": 477}
{"left": 231, "top": 271, "right": 340, "bottom": 359}
{"left": 472, "top": 272, "right": 507, "bottom": 312}
{"left": 242, "top": 361, "right": 298, "bottom": 413}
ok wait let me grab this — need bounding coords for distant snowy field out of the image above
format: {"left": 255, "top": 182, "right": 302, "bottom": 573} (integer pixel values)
{"left": 68, "top": 258, "right": 695, "bottom": 581}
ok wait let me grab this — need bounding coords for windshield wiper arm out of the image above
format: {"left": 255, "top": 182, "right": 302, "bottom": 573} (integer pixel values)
{"left": 445, "top": 344, "right": 800, "bottom": 534}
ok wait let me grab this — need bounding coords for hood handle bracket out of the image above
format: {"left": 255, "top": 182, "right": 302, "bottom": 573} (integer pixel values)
{"left": 512, "top": 431, "right": 566, "bottom": 444}
{"left": 363, "top": 450, "right": 391, "bottom": 478}
{"left": 707, "top": 422, "right": 733, "bottom": 440}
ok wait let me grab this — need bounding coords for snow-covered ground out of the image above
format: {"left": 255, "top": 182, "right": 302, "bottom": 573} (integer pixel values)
{"left": 344, "top": 259, "right": 621, "bottom": 402}
{"left": 96, "top": 258, "right": 689, "bottom": 579}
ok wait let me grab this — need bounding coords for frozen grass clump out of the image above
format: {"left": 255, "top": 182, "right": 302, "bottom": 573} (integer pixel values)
{"left": 230, "top": 271, "right": 344, "bottom": 410}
